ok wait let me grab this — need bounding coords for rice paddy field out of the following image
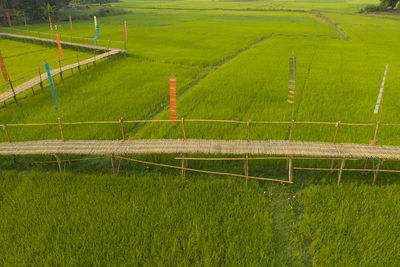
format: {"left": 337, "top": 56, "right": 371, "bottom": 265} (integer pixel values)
{"left": 0, "top": 0, "right": 399, "bottom": 265}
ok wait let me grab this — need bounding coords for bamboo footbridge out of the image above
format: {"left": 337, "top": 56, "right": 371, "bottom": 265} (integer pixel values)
{"left": 1, "top": 117, "right": 399, "bottom": 185}
{"left": 0, "top": 32, "right": 126, "bottom": 105}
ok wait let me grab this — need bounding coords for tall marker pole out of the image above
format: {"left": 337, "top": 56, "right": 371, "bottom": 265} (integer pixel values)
{"left": 69, "top": 16, "right": 72, "bottom": 30}
{"left": 45, "top": 63, "right": 59, "bottom": 111}
{"left": 49, "top": 15, "right": 53, "bottom": 31}
{"left": 124, "top": 20, "right": 128, "bottom": 41}
{"left": 170, "top": 78, "right": 177, "bottom": 124}
{"left": 0, "top": 50, "right": 8, "bottom": 82}
{"left": 374, "top": 64, "right": 389, "bottom": 119}
{"left": 56, "top": 33, "right": 64, "bottom": 60}
{"left": 94, "top": 16, "right": 97, "bottom": 30}
{"left": 288, "top": 53, "right": 296, "bottom": 121}
{"left": 94, "top": 25, "right": 100, "bottom": 45}
{"left": 5, "top": 12, "right": 12, "bottom": 27}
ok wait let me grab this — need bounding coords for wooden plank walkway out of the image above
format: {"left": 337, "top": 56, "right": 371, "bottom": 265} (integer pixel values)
{"left": 1, "top": 139, "right": 400, "bottom": 160}
{"left": 0, "top": 33, "right": 125, "bottom": 104}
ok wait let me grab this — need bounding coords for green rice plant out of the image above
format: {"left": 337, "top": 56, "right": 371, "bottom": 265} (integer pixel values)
{"left": 290, "top": 184, "right": 400, "bottom": 265}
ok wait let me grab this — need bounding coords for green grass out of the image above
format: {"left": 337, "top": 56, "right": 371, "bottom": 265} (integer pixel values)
{"left": 0, "top": 3, "right": 400, "bottom": 265}
{"left": 0, "top": 171, "right": 276, "bottom": 265}
{"left": 291, "top": 184, "right": 400, "bottom": 265}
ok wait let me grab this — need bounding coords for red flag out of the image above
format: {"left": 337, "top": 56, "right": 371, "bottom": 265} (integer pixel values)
{"left": 170, "top": 78, "right": 177, "bottom": 124}
{"left": 0, "top": 50, "right": 8, "bottom": 81}
{"left": 55, "top": 33, "right": 64, "bottom": 60}
{"left": 5, "top": 12, "right": 12, "bottom": 27}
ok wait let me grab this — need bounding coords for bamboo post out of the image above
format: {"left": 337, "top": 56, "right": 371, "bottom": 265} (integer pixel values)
{"left": 77, "top": 55, "right": 81, "bottom": 74}
{"left": 8, "top": 79, "right": 18, "bottom": 105}
{"left": 2, "top": 124, "right": 11, "bottom": 142}
{"left": 120, "top": 117, "right": 125, "bottom": 141}
{"left": 245, "top": 154, "right": 249, "bottom": 185}
{"left": 31, "top": 87, "right": 35, "bottom": 95}
{"left": 330, "top": 121, "right": 341, "bottom": 173}
{"left": 59, "top": 59, "right": 64, "bottom": 81}
{"left": 372, "top": 159, "right": 384, "bottom": 185}
{"left": 38, "top": 67, "right": 44, "bottom": 92}
{"left": 181, "top": 117, "right": 187, "bottom": 177}
{"left": 289, "top": 120, "right": 295, "bottom": 140}
{"left": 288, "top": 157, "right": 293, "bottom": 183}
{"left": 58, "top": 117, "right": 65, "bottom": 141}
{"left": 54, "top": 154, "right": 62, "bottom": 173}
{"left": 372, "top": 121, "right": 380, "bottom": 145}
{"left": 93, "top": 50, "right": 96, "bottom": 66}
{"left": 247, "top": 120, "right": 251, "bottom": 141}
{"left": 337, "top": 159, "right": 346, "bottom": 184}
{"left": 111, "top": 154, "right": 116, "bottom": 175}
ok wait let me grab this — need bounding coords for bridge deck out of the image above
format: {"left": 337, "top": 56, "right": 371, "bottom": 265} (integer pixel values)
{"left": 0, "top": 33, "right": 124, "bottom": 103}
{"left": 1, "top": 139, "right": 400, "bottom": 160}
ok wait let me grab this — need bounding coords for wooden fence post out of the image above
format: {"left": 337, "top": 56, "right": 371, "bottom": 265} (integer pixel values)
{"left": 31, "top": 87, "right": 35, "bottom": 95}
{"left": 38, "top": 67, "right": 44, "bottom": 92}
{"left": 120, "top": 117, "right": 125, "bottom": 141}
{"left": 289, "top": 120, "right": 295, "bottom": 140}
{"left": 58, "top": 117, "right": 65, "bottom": 141}
{"left": 77, "top": 55, "right": 81, "bottom": 74}
{"left": 8, "top": 79, "right": 18, "bottom": 105}
{"left": 245, "top": 154, "right": 249, "bottom": 185}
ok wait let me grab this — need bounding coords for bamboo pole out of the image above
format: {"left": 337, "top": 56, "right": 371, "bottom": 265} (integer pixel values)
{"left": 289, "top": 120, "right": 295, "bottom": 140}
{"left": 175, "top": 156, "right": 359, "bottom": 161}
{"left": 58, "top": 59, "right": 64, "bottom": 81}
{"left": 8, "top": 79, "right": 18, "bottom": 105}
{"left": 77, "top": 55, "right": 81, "bottom": 73}
{"left": 372, "top": 159, "right": 383, "bottom": 185}
{"left": 111, "top": 154, "right": 116, "bottom": 175}
{"left": 245, "top": 153, "right": 249, "bottom": 185}
{"left": 330, "top": 121, "right": 341, "bottom": 173}
{"left": 120, "top": 117, "right": 125, "bottom": 141}
{"left": 181, "top": 118, "right": 187, "bottom": 177}
{"left": 114, "top": 155, "right": 293, "bottom": 184}
{"left": 247, "top": 120, "right": 251, "bottom": 141}
{"left": 38, "top": 67, "right": 44, "bottom": 92}
{"left": 337, "top": 159, "right": 346, "bottom": 184}
{"left": 58, "top": 117, "right": 65, "bottom": 141}
{"left": 288, "top": 157, "right": 293, "bottom": 183}
{"left": 54, "top": 154, "right": 62, "bottom": 173}
{"left": 2, "top": 124, "right": 11, "bottom": 142}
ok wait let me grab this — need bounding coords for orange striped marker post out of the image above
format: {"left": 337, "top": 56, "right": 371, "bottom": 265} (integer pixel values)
{"left": 0, "top": 50, "right": 8, "bottom": 81}
{"left": 288, "top": 54, "right": 296, "bottom": 120}
{"left": 5, "top": 12, "right": 12, "bottom": 27}
{"left": 56, "top": 33, "right": 64, "bottom": 60}
{"left": 170, "top": 78, "right": 177, "bottom": 124}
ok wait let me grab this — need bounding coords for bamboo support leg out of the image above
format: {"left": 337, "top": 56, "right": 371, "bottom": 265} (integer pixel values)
{"left": 117, "top": 159, "right": 121, "bottom": 175}
{"left": 329, "top": 160, "right": 335, "bottom": 174}
{"left": 288, "top": 157, "right": 293, "bottom": 183}
{"left": 181, "top": 153, "right": 185, "bottom": 178}
{"left": 364, "top": 158, "right": 369, "bottom": 169}
{"left": 337, "top": 159, "right": 346, "bottom": 184}
{"left": 245, "top": 154, "right": 249, "bottom": 185}
{"left": 54, "top": 154, "right": 62, "bottom": 173}
{"left": 372, "top": 159, "right": 384, "bottom": 185}
{"left": 111, "top": 155, "right": 116, "bottom": 175}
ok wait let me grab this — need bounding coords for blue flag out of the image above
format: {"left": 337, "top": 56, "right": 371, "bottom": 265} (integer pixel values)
{"left": 94, "top": 25, "right": 100, "bottom": 45}
{"left": 45, "top": 63, "right": 59, "bottom": 110}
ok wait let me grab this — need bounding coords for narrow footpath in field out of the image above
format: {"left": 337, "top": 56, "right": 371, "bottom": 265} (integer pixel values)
{"left": 126, "top": 33, "right": 274, "bottom": 137}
